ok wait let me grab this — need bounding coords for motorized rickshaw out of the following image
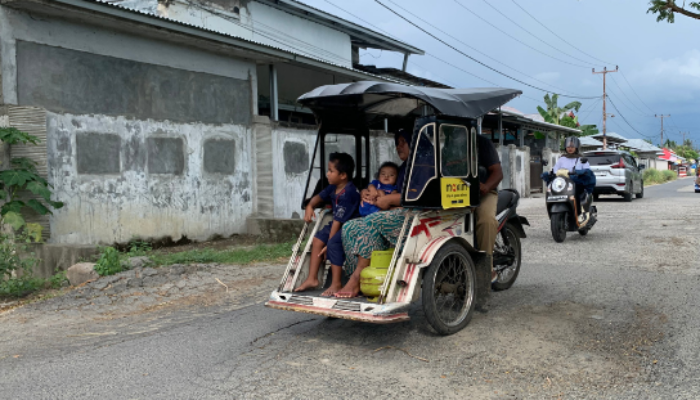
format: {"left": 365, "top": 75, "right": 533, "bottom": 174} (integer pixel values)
{"left": 265, "top": 81, "right": 528, "bottom": 335}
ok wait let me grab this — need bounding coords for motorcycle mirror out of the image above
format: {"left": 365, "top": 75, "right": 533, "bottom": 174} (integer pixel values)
{"left": 580, "top": 157, "right": 588, "bottom": 164}
{"left": 542, "top": 160, "right": 549, "bottom": 166}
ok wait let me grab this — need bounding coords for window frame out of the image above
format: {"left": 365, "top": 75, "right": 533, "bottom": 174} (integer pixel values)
{"left": 405, "top": 123, "right": 438, "bottom": 202}
{"left": 439, "top": 123, "right": 470, "bottom": 178}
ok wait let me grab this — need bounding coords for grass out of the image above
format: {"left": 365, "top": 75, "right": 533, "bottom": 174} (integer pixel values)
{"left": 149, "top": 239, "right": 297, "bottom": 266}
{"left": 643, "top": 169, "right": 677, "bottom": 186}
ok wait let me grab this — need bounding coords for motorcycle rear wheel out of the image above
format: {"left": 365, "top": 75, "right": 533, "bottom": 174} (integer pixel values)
{"left": 492, "top": 224, "right": 521, "bottom": 291}
{"left": 422, "top": 243, "right": 476, "bottom": 335}
{"left": 551, "top": 213, "right": 567, "bottom": 243}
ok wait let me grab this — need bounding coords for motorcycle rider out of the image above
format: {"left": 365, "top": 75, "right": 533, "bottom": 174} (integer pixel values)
{"left": 551, "top": 136, "right": 592, "bottom": 225}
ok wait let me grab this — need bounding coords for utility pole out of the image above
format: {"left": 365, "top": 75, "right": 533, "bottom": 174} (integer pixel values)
{"left": 655, "top": 114, "right": 670, "bottom": 147}
{"left": 592, "top": 66, "right": 618, "bottom": 150}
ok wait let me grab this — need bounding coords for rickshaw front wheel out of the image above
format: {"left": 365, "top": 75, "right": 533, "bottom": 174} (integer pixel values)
{"left": 421, "top": 242, "right": 476, "bottom": 335}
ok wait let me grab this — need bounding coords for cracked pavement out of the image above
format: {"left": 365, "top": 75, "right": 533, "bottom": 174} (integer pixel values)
{"left": 1, "top": 178, "right": 699, "bottom": 399}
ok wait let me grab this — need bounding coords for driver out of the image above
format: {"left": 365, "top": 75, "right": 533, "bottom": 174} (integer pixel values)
{"left": 552, "top": 136, "right": 592, "bottom": 225}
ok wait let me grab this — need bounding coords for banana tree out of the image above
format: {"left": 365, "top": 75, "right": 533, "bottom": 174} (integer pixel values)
{"left": 537, "top": 94, "right": 582, "bottom": 125}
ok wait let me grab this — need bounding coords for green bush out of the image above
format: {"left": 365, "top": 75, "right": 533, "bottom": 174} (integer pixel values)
{"left": 662, "top": 170, "right": 677, "bottom": 182}
{"left": 94, "top": 247, "right": 125, "bottom": 276}
{"left": 49, "top": 270, "right": 68, "bottom": 289}
{"left": 643, "top": 169, "right": 661, "bottom": 184}
{"left": 643, "top": 169, "right": 677, "bottom": 185}
{"left": 0, "top": 276, "right": 45, "bottom": 298}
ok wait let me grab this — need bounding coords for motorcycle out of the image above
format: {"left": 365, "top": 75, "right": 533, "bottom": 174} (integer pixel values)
{"left": 492, "top": 188, "right": 530, "bottom": 290}
{"left": 542, "top": 160, "right": 597, "bottom": 243}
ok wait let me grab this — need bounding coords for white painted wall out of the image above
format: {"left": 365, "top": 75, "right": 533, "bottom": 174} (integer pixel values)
{"left": 47, "top": 112, "right": 253, "bottom": 244}
{"left": 248, "top": 2, "right": 352, "bottom": 67}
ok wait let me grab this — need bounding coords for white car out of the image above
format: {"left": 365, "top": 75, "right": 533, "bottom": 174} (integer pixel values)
{"left": 583, "top": 150, "right": 644, "bottom": 202}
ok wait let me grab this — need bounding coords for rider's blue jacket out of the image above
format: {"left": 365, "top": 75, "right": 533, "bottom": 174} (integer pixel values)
{"left": 541, "top": 169, "right": 596, "bottom": 194}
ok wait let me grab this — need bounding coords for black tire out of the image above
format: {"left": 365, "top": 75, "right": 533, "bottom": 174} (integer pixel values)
{"left": 551, "top": 213, "right": 567, "bottom": 243}
{"left": 593, "top": 194, "right": 599, "bottom": 201}
{"left": 492, "top": 224, "right": 521, "bottom": 291}
{"left": 636, "top": 182, "right": 644, "bottom": 199}
{"left": 622, "top": 192, "right": 633, "bottom": 202}
{"left": 578, "top": 228, "right": 589, "bottom": 236}
{"left": 421, "top": 242, "right": 476, "bottom": 335}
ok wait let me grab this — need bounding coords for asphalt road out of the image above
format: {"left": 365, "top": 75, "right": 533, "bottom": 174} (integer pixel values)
{"left": 2, "top": 178, "right": 699, "bottom": 399}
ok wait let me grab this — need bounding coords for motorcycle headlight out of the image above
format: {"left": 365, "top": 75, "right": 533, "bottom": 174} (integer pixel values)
{"left": 552, "top": 177, "right": 566, "bottom": 192}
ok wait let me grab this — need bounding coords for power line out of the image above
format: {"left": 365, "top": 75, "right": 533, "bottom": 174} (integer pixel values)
{"left": 375, "top": 0, "right": 600, "bottom": 99}
{"left": 607, "top": 76, "right": 654, "bottom": 117}
{"left": 607, "top": 96, "right": 655, "bottom": 140}
{"left": 509, "top": 0, "right": 616, "bottom": 66}
{"left": 619, "top": 71, "right": 656, "bottom": 114}
{"left": 580, "top": 98, "right": 603, "bottom": 121}
{"left": 369, "top": 0, "right": 587, "bottom": 95}
{"left": 480, "top": 0, "right": 599, "bottom": 68}
{"left": 449, "top": 0, "right": 592, "bottom": 69}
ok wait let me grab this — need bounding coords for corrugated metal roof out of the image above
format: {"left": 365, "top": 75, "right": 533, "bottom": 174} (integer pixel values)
{"left": 580, "top": 136, "right": 603, "bottom": 147}
{"left": 625, "top": 138, "right": 664, "bottom": 154}
{"left": 58, "top": 0, "right": 404, "bottom": 83}
{"left": 591, "top": 131, "right": 627, "bottom": 142}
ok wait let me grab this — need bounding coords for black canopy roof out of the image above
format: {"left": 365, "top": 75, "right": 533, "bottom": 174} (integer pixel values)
{"left": 297, "top": 81, "right": 522, "bottom": 125}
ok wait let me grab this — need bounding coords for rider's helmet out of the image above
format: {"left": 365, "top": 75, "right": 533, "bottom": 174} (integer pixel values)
{"left": 564, "top": 136, "right": 581, "bottom": 153}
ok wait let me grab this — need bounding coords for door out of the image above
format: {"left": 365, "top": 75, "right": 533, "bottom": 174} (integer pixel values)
{"left": 624, "top": 154, "right": 640, "bottom": 193}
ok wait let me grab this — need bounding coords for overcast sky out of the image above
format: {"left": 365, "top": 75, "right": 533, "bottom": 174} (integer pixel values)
{"left": 300, "top": 0, "right": 700, "bottom": 146}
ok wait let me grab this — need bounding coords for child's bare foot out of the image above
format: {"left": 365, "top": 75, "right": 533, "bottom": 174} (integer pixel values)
{"left": 321, "top": 283, "right": 342, "bottom": 297}
{"left": 334, "top": 275, "right": 361, "bottom": 298}
{"left": 294, "top": 279, "right": 319, "bottom": 292}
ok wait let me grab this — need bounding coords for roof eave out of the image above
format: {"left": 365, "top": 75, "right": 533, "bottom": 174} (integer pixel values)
{"left": 12, "top": 0, "right": 400, "bottom": 83}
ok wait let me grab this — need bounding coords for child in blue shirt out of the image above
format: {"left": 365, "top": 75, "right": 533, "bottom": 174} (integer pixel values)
{"left": 295, "top": 152, "right": 360, "bottom": 296}
{"left": 359, "top": 162, "right": 400, "bottom": 216}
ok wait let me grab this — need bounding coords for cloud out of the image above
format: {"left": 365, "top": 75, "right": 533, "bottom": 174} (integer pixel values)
{"left": 533, "top": 72, "right": 561, "bottom": 84}
{"left": 634, "top": 49, "right": 700, "bottom": 92}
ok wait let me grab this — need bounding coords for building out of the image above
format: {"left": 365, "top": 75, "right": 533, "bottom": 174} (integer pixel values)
{"left": 625, "top": 139, "right": 666, "bottom": 171}
{"left": 0, "top": 0, "right": 430, "bottom": 247}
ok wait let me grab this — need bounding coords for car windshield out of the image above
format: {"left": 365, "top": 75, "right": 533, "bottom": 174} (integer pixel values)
{"left": 586, "top": 154, "right": 620, "bottom": 166}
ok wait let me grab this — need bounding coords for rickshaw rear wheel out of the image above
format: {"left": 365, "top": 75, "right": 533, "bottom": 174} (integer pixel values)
{"left": 421, "top": 242, "right": 476, "bottom": 335}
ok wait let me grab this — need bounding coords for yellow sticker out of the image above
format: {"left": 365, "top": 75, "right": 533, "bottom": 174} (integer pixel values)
{"left": 441, "top": 178, "right": 470, "bottom": 209}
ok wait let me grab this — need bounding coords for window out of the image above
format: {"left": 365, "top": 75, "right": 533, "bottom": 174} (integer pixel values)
{"left": 440, "top": 124, "right": 469, "bottom": 177}
{"left": 406, "top": 123, "right": 436, "bottom": 201}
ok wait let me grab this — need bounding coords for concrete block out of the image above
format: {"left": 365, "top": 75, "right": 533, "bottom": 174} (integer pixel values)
{"left": 76, "top": 133, "right": 121, "bottom": 174}
{"left": 203, "top": 138, "right": 236, "bottom": 174}
{"left": 147, "top": 137, "right": 184, "bottom": 175}
{"left": 283, "top": 141, "right": 309, "bottom": 174}
{"left": 35, "top": 244, "right": 100, "bottom": 279}
{"left": 66, "top": 262, "right": 98, "bottom": 286}
{"left": 246, "top": 217, "right": 305, "bottom": 242}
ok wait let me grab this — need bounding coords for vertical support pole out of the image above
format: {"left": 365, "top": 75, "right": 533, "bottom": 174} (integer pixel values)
{"left": 384, "top": 118, "right": 388, "bottom": 133}
{"left": 402, "top": 53, "right": 409, "bottom": 72}
{"left": 498, "top": 107, "right": 504, "bottom": 147}
{"left": 518, "top": 128, "right": 524, "bottom": 147}
{"left": 269, "top": 64, "right": 278, "bottom": 121}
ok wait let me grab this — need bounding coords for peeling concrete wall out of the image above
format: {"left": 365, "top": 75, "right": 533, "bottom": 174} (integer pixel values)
{"left": 495, "top": 144, "right": 531, "bottom": 198}
{"left": 47, "top": 113, "right": 252, "bottom": 244}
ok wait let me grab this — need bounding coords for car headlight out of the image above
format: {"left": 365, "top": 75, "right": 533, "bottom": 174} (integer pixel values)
{"left": 552, "top": 177, "right": 566, "bottom": 192}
